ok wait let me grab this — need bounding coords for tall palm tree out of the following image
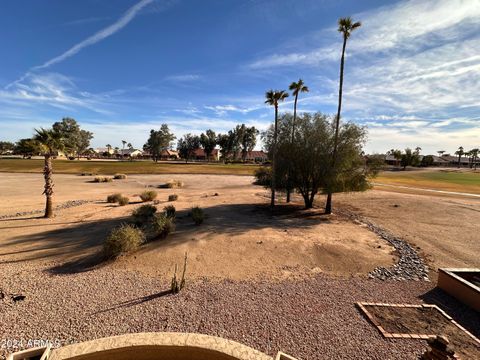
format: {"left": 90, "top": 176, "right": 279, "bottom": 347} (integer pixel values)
{"left": 287, "top": 79, "right": 309, "bottom": 203}
{"left": 470, "top": 148, "right": 479, "bottom": 170}
{"left": 106, "top": 144, "right": 112, "bottom": 153}
{"left": 455, "top": 146, "right": 464, "bottom": 168}
{"left": 34, "top": 128, "right": 64, "bottom": 218}
{"left": 325, "top": 16, "right": 361, "bottom": 215}
{"left": 437, "top": 150, "right": 445, "bottom": 157}
{"left": 265, "top": 89, "right": 289, "bottom": 207}
{"left": 121, "top": 140, "right": 127, "bottom": 159}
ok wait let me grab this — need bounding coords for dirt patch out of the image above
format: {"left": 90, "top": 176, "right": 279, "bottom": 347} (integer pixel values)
{"left": 0, "top": 174, "right": 395, "bottom": 280}
{"left": 335, "top": 190, "right": 480, "bottom": 271}
{"left": 363, "top": 305, "right": 479, "bottom": 359}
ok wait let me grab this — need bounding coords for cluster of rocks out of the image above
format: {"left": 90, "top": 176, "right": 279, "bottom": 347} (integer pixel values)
{"left": 0, "top": 200, "right": 90, "bottom": 220}
{"left": 340, "top": 209, "right": 429, "bottom": 281}
{"left": 422, "top": 336, "right": 459, "bottom": 360}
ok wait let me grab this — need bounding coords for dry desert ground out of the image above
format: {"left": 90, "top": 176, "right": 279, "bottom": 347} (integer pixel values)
{"left": 0, "top": 172, "right": 479, "bottom": 359}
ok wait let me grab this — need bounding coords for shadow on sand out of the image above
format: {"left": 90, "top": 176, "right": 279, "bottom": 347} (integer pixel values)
{"left": 1, "top": 202, "right": 329, "bottom": 275}
{"left": 0, "top": 216, "right": 131, "bottom": 274}
{"left": 420, "top": 287, "right": 480, "bottom": 338}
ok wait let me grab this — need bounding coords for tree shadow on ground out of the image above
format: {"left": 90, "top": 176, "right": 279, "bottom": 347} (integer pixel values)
{"left": 420, "top": 287, "right": 480, "bottom": 338}
{"left": 0, "top": 216, "right": 131, "bottom": 274}
{"left": 1, "top": 202, "right": 331, "bottom": 275}
{"left": 137, "top": 202, "right": 331, "bottom": 254}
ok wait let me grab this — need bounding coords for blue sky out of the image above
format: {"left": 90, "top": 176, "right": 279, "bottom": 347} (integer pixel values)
{"left": 1, "top": 0, "right": 479, "bottom": 154}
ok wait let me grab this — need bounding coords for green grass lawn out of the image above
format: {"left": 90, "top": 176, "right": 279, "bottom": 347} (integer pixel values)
{"left": 375, "top": 169, "right": 480, "bottom": 194}
{"left": 0, "top": 158, "right": 259, "bottom": 176}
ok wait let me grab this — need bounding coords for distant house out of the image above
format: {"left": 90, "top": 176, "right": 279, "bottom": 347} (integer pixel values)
{"left": 119, "top": 149, "right": 143, "bottom": 158}
{"left": 385, "top": 154, "right": 400, "bottom": 166}
{"left": 160, "top": 149, "right": 179, "bottom": 160}
{"left": 94, "top": 147, "right": 114, "bottom": 156}
{"left": 193, "top": 148, "right": 220, "bottom": 161}
{"left": 241, "top": 150, "right": 268, "bottom": 162}
{"left": 440, "top": 155, "right": 474, "bottom": 167}
{"left": 429, "top": 155, "right": 450, "bottom": 166}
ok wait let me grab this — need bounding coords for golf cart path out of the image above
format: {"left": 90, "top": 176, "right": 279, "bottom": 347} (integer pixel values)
{"left": 373, "top": 183, "right": 480, "bottom": 198}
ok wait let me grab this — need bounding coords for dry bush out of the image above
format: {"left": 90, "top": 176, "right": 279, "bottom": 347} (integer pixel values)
{"left": 103, "top": 224, "right": 144, "bottom": 259}
{"left": 94, "top": 176, "right": 113, "bottom": 183}
{"left": 140, "top": 190, "right": 158, "bottom": 202}
{"left": 163, "top": 205, "right": 176, "bottom": 219}
{"left": 107, "top": 193, "right": 123, "bottom": 203}
{"left": 114, "top": 173, "right": 127, "bottom": 180}
{"left": 132, "top": 204, "right": 157, "bottom": 226}
{"left": 168, "top": 194, "right": 178, "bottom": 201}
{"left": 151, "top": 213, "right": 175, "bottom": 239}
{"left": 118, "top": 196, "right": 129, "bottom": 206}
{"left": 159, "top": 179, "right": 184, "bottom": 189}
{"left": 191, "top": 206, "right": 204, "bottom": 225}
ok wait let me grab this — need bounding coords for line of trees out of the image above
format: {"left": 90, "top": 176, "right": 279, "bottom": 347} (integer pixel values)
{"left": 175, "top": 124, "right": 259, "bottom": 163}
{"left": 388, "top": 146, "right": 479, "bottom": 170}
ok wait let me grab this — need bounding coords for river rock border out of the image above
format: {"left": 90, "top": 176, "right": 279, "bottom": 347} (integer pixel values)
{"left": 339, "top": 209, "right": 429, "bottom": 281}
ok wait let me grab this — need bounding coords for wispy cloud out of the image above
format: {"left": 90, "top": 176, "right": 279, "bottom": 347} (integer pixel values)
{"left": 249, "top": 0, "right": 480, "bottom": 69}
{"left": 165, "top": 74, "right": 202, "bottom": 82}
{"left": 35, "top": 0, "right": 154, "bottom": 70}
{"left": 0, "top": 72, "right": 114, "bottom": 115}
{"left": 6, "top": 0, "right": 155, "bottom": 89}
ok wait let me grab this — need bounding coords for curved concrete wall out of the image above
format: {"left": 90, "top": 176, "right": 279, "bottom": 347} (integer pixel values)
{"left": 48, "top": 333, "right": 274, "bottom": 360}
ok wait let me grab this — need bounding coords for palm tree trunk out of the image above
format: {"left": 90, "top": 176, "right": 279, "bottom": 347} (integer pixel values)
{"left": 286, "top": 94, "right": 299, "bottom": 203}
{"left": 43, "top": 154, "right": 54, "bottom": 218}
{"left": 325, "top": 35, "right": 347, "bottom": 215}
{"left": 271, "top": 103, "right": 278, "bottom": 208}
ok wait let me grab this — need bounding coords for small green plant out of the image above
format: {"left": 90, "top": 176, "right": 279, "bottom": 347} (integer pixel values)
{"left": 107, "top": 193, "right": 123, "bottom": 203}
{"left": 140, "top": 190, "right": 158, "bottom": 202}
{"left": 168, "top": 194, "right": 178, "bottom": 201}
{"left": 104, "top": 224, "right": 145, "bottom": 259}
{"left": 191, "top": 206, "right": 204, "bottom": 225}
{"left": 94, "top": 176, "right": 113, "bottom": 183}
{"left": 163, "top": 205, "right": 176, "bottom": 219}
{"left": 132, "top": 204, "right": 157, "bottom": 226}
{"left": 159, "top": 179, "right": 184, "bottom": 189}
{"left": 114, "top": 173, "right": 127, "bottom": 180}
{"left": 151, "top": 213, "right": 175, "bottom": 239}
{"left": 171, "top": 252, "right": 188, "bottom": 294}
{"left": 118, "top": 196, "right": 129, "bottom": 206}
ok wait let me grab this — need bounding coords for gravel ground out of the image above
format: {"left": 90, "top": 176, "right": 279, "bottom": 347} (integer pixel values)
{"left": 3, "top": 261, "right": 476, "bottom": 360}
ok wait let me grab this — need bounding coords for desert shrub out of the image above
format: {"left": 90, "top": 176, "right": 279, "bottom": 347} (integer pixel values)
{"left": 151, "top": 213, "right": 175, "bottom": 239}
{"left": 107, "top": 193, "right": 123, "bottom": 203}
{"left": 118, "top": 196, "right": 129, "bottom": 206}
{"left": 159, "top": 179, "right": 184, "bottom": 189}
{"left": 94, "top": 176, "right": 113, "bottom": 183}
{"left": 191, "top": 206, "right": 204, "bottom": 225}
{"left": 168, "top": 194, "right": 178, "bottom": 201}
{"left": 103, "top": 224, "right": 144, "bottom": 259}
{"left": 132, "top": 204, "right": 157, "bottom": 226}
{"left": 114, "top": 173, "right": 127, "bottom": 180}
{"left": 163, "top": 205, "right": 176, "bottom": 219}
{"left": 140, "top": 190, "right": 158, "bottom": 202}
{"left": 253, "top": 167, "right": 271, "bottom": 186}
